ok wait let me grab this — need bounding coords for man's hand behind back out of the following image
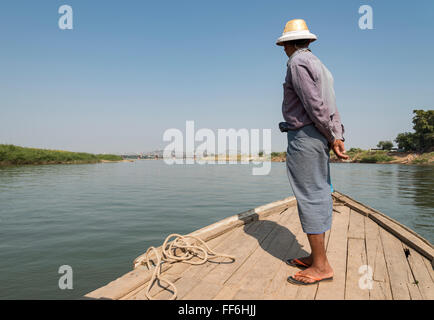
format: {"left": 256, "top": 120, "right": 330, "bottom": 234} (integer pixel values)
{"left": 331, "top": 140, "right": 349, "bottom": 160}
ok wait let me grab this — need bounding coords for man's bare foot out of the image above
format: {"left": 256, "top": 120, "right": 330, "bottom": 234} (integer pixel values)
{"left": 291, "top": 264, "right": 334, "bottom": 284}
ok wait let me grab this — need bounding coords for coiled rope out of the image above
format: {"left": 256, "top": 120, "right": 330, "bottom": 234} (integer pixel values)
{"left": 141, "top": 233, "right": 236, "bottom": 300}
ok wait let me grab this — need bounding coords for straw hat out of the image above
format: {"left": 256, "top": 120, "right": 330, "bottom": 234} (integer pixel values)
{"left": 276, "top": 19, "right": 317, "bottom": 46}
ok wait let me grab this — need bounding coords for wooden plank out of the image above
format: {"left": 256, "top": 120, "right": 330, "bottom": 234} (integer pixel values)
{"left": 402, "top": 245, "right": 434, "bottom": 300}
{"left": 156, "top": 210, "right": 287, "bottom": 300}
{"left": 215, "top": 285, "right": 276, "bottom": 300}
{"left": 271, "top": 233, "right": 306, "bottom": 299}
{"left": 183, "top": 280, "right": 223, "bottom": 300}
{"left": 423, "top": 257, "right": 434, "bottom": 282}
{"left": 407, "top": 283, "right": 423, "bottom": 300}
{"left": 164, "top": 225, "right": 260, "bottom": 299}
{"left": 315, "top": 205, "right": 350, "bottom": 300}
{"left": 365, "top": 219, "right": 388, "bottom": 282}
{"left": 207, "top": 209, "right": 289, "bottom": 288}
{"left": 266, "top": 209, "right": 305, "bottom": 298}
{"left": 212, "top": 284, "right": 239, "bottom": 300}
{"left": 178, "top": 220, "right": 263, "bottom": 281}
{"left": 232, "top": 289, "right": 261, "bottom": 300}
{"left": 370, "top": 279, "right": 393, "bottom": 300}
{"left": 347, "top": 209, "right": 365, "bottom": 239}
{"left": 223, "top": 207, "right": 299, "bottom": 298}
{"left": 380, "top": 228, "right": 413, "bottom": 300}
{"left": 188, "top": 200, "right": 296, "bottom": 243}
{"left": 153, "top": 276, "right": 201, "bottom": 300}
{"left": 364, "top": 217, "right": 392, "bottom": 300}
{"left": 345, "top": 238, "right": 369, "bottom": 300}
{"left": 126, "top": 273, "right": 180, "bottom": 300}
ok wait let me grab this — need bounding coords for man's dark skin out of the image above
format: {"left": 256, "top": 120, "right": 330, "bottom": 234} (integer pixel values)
{"left": 283, "top": 41, "right": 349, "bottom": 283}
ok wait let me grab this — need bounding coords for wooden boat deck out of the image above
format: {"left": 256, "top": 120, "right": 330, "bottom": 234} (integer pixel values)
{"left": 85, "top": 191, "right": 434, "bottom": 300}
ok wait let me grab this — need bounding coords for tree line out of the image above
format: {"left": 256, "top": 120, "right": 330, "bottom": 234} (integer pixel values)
{"left": 377, "top": 109, "right": 433, "bottom": 152}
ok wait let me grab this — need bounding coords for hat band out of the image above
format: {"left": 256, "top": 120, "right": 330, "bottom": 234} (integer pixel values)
{"left": 281, "top": 29, "right": 314, "bottom": 37}
{"left": 276, "top": 30, "right": 317, "bottom": 44}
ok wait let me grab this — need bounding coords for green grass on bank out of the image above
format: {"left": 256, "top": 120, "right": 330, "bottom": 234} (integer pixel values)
{"left": 342, "top": 148, "right": 395, "bottom": 163}
{"left": 271, "top": 152, "right": 286, "bottom": 158}
{"left": 411, "top": 152, "right": 434, "bottom": 165}
{"left": 272, "top": 147, "right": 434, "bottom": 164}
{"left": 0, "top": 144, "right": 123, "bottom": 166}
{"left": 271, "top": 149, "right": 395, "bottom": 163}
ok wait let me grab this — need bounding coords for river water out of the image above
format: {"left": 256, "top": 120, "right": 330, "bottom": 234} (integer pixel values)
{"left": 0, "top": 160, "right": 432, "bottom": 299}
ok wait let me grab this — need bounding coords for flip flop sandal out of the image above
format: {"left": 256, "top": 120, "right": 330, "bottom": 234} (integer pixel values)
{"left": 287, "top": 271, "right": 333, "bottom": 286}
{"left": 286, "top": 258, "right": 311, "bottom": 269}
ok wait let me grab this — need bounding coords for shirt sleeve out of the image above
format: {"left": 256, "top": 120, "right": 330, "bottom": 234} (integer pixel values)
{"left": 331, "top": 107, "right": 345, "bottom": 142}
{"left": 290, "top": 58, "right": 337, "bottom": 143}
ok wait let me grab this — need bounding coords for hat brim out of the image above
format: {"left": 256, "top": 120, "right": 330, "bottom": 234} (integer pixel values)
{"left": 276, "top": 30, "right": 317, "bottom": 46}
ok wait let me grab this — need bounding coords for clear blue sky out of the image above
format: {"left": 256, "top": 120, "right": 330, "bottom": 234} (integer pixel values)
{"left": 1, "top": 0, "right": 433, "bottom": 153}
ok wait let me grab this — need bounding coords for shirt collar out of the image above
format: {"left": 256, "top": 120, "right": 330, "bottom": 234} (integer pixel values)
{"left": 287, "top": 48, "right": 311, "bottom": 66}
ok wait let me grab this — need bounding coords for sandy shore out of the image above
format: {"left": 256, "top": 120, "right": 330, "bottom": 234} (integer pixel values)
{"left": 100, "top": 159, "right": 135, "bottom": 163}
{"left": 125, "top": 152, "right": 433, "bottom": 165}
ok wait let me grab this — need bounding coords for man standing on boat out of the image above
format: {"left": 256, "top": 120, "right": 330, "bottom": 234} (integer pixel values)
{"left": 276, "top": 19, "right": 349, "bottom": 285}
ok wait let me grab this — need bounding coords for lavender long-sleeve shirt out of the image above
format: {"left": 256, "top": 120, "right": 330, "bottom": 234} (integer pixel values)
{"left": 282, "top": 48, "right": 345, "bottom": 143}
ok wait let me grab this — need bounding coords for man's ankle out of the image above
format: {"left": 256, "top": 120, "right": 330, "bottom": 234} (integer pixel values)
{"left": 311, "top": 259, "right": 330, "bottom": 270}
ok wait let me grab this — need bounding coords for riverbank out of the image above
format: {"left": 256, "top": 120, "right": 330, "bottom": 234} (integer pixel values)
{"left": 331, "top": 149, "right": 434, "bottom": 165}
{"left": 0, "top": 144, "right": 124, "bottom": 167}
{"left": 271, "top": 149, "right": 434, "bottom": 165}
{"left": 152, "top": 151, "right": 434, "bottom": 165}
{"left": 100, "top": 159, "right": 134, "bottom": 163}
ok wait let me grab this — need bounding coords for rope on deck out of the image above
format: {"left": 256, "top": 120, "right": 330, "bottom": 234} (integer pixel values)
{"left": 142, "top": 233, "right": 236, "bottom": 300}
